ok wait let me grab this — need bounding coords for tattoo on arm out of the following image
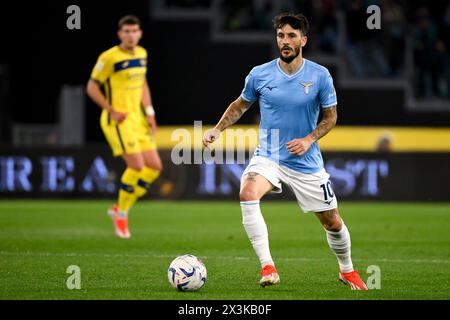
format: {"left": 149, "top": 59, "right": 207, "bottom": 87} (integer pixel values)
{"left": 309, "top": 106, "right": 337, "bottom": 142}
{"left": 216, "top": 97, "right": 253, "bottom": 131}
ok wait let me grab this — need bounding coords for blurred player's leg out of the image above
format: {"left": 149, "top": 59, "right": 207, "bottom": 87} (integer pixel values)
{"left": 111, "top": 153, "right": 145, "bottom": 238}
{"left": 110, "top": 150, "right": 162, "bottom": 238}
{"left": 132, "top": 149, "right": 162, "bottom": 199}
{"left": 240, "top": 173, "right": 279, "bottom": 287}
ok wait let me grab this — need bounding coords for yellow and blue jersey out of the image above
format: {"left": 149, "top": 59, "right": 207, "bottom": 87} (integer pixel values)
{"left": 90, "top": 45, "right": 156, "bottom": 156}
{"left": 90, "top": 45, "right": 148, "bottom": 125}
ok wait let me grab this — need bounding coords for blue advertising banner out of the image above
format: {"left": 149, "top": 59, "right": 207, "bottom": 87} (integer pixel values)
{"left": 0, "top": 147, "right": 449, "bottom": 201}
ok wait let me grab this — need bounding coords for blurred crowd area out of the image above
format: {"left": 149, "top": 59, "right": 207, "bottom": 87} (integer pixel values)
{"left": 168, "top": 0, "right": 449, "bottom": 99}
{"left": 165, "top": 0, "right": 210, "bottom": 8}
{"left": 411, "top": 2, "right": 450, "bottom": 100}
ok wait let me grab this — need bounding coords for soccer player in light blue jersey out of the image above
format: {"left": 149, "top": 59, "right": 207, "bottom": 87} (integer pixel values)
{"left": 203, "top": 13, "right": 368, "bottom": 290}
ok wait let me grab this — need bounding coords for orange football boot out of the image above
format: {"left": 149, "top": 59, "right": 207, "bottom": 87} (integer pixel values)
{"left": 259, "top": 265, "right": 280, "bottom": 287}
{"left": 114, "top": 215, "right": 131, "bottom": 239}
{"left": 339, "top": 270, "right": 368, "bottom": 290}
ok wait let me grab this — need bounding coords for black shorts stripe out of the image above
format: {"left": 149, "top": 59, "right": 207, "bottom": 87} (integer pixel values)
{"left": 106, "top": 78, "right": 112, "bottom": 125}
{"left": 115, "top": 125, "right": 126, "bottom": 153}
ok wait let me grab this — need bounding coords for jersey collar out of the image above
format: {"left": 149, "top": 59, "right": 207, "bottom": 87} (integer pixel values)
{"left": 276, "top": 58, "right": 306, "bottom": 78}
{"left": 117, "top": 45, "right": 137, "bottom": 56}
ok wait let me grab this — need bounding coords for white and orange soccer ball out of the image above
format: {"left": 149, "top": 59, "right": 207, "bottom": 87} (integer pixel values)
{"left": 167, "top": 254, "right": 207, "bottom": 291}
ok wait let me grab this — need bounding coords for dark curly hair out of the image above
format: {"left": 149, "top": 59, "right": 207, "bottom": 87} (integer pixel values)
{"left": 272, "top": 13, "right": 309, "bottom": 36}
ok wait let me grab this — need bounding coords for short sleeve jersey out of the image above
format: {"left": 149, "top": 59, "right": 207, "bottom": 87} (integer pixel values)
{"left": 241, "top": 58, "right": 337, "bottom": 173}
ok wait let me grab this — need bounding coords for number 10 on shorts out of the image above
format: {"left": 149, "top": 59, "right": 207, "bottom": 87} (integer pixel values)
{"left": 320, "top": 181, "right": 334, "bottom": 201}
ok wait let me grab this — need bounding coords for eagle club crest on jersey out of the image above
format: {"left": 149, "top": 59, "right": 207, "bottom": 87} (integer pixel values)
{"left": 300, "top": 82, "right": 314, "bottom": 94}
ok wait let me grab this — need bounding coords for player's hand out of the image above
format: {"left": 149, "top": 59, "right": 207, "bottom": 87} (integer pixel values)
{"left": 203, "top": 128, "right": 221, "bottom": 148}
{"left": 286, "top": 136, "right": 314, "bottom": 155}
{"left": 110, "top": 110, "right": 128, "bottom": 124}
{"left": 147, "top": 115, "right": 158, "bottom": 135}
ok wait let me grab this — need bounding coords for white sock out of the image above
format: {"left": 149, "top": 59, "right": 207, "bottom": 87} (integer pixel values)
{"left": 325, "top": 223, "right": 354, "bottom": 273}
{"left": 240, "top": 200, "right": 274, "bottom": 268}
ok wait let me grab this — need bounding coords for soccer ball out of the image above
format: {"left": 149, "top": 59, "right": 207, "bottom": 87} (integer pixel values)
{"left": 167, "top": 254, "right": 207, "bottom": 291}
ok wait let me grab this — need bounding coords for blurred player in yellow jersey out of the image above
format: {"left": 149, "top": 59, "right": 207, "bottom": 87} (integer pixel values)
{"left": 86, "top": 15, "right": 162, "bottom": 239}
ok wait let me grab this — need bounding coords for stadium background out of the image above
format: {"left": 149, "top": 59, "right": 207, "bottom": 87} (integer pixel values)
{"left": 0, "top": 0, "right": 449, "bottom": 301}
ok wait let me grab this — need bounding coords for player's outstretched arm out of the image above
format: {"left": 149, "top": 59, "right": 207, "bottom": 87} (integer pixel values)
{"left": 215, "top": 97, "right": 253, "bottom": 132}
{"left": 203, "top": 96, "right": 253, "bottom": 147}
{"left": 286, "top": 105, "right": 337, "bottom": 155}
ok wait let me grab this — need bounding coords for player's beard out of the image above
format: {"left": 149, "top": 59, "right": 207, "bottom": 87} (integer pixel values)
{"left": 279, "top": 46, "right": 301, "bottom": 63}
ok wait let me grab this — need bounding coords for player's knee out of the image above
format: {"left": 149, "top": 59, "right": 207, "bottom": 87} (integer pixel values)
{"left": 145, "top": 158, "right": 163, "bottom": 172}
{"left": 153, "top": 162, "right": 163, "bottom": 172}
{"left": 323, "top": 217, "right": 343, "bottom": 232}
{"left": 239, "top": 188, "right": 260, "bottom": 202}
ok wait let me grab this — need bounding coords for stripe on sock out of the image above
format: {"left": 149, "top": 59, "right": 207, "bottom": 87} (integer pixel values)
{"left": 137, "top": 179, "right": 152, "bottom": 190}
{"left": 240, "top": 200, "right": 260, "bottom": 206}
{"left": 119, "top": 183, "right": 134, "bottom": 193}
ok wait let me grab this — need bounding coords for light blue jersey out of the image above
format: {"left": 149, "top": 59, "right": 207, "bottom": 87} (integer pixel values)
{"left": 241, "top": 58, "right": 337, "bottom": 174}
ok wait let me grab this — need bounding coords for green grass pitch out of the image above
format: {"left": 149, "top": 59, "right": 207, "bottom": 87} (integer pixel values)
{"left": 1, "top": 200, "right": 449, "bottom": 300}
